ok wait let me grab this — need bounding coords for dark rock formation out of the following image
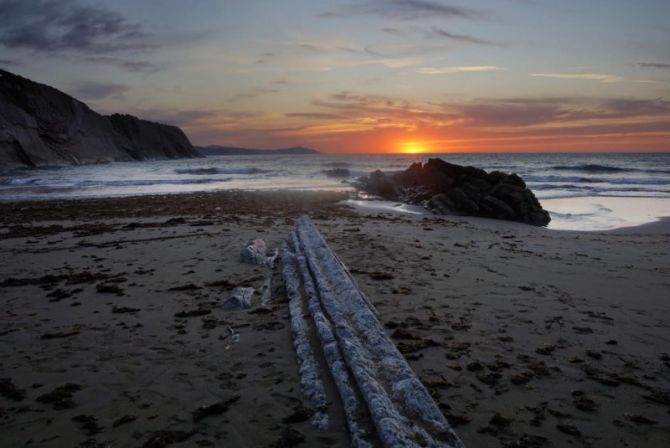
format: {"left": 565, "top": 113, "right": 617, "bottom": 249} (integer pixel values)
{"left": 356, "top": 158, "right": 551, "bottom": 226}
{"left": 108, "top": 114, "right": 197, "bottom": 161}
{"left": 0, "top": 69, "right": 201, "bottom": 167}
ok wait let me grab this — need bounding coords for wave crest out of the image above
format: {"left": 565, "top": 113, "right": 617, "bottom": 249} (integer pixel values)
{"left": 552, "top": 164, "right": 670, "bottom": 174}
{"left": 174, "top": 167, "right": 269, "bottom": 175}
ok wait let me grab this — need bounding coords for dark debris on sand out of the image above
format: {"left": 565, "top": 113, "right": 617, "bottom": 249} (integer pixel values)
{"left": 142, "top": 429, "right": 196, "bottom": 448}
{"left": 192, "top": 395, "right": 240, "bottom": 423}
{"left": 267, "top": 426, "right": 305, "bottom": 448}
{"left": 0, "top": 377, "right": 27, "bottom": 401}
{"left": 72, "top": 414, "right": 103, "bottom": 436}
{"left": 282, "top": 402, "right": 314, "bottom": 424}
{"left": 36, "top": 383, "right": 82, "bottom": 409}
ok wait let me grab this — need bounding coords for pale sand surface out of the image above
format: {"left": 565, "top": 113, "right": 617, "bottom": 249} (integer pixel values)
{"left": 0, "top": 191, "right": 669, "bottom": 447}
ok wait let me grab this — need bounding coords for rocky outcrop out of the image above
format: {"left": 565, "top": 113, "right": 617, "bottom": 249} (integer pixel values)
{"left": 0, "top": 69, "right": 201, "bottom": 167}
{"left": 356, "top": 158, "right": 551, "bottom": 226}
{"left": 109, "top": 114, "right": 197, "bottom": 161}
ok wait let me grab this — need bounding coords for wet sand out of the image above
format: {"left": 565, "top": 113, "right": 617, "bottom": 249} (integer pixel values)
{"left": 0, "top": 191, "right": 669, "bottom": 447}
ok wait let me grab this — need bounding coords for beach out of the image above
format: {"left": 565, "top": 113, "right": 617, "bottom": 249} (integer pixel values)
{"left": 1, "top": 191, "right": 668, "bottom": 447}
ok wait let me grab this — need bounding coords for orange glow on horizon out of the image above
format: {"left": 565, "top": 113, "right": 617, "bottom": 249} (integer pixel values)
{"left": 399, "top": 141, "right": 430, "bottom": 154}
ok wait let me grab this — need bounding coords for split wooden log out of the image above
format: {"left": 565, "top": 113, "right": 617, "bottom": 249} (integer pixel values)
{"left": 290, "top": 231, "right": 376, "bottom": 447}
{"left": 260, "top": 248, "right": 278, "bottom": 305}
{"left": 284, "top": 216, "right": 465, "bottom": 448}
{"left": 281, "top": 241, "right": 329, "bottom": 430}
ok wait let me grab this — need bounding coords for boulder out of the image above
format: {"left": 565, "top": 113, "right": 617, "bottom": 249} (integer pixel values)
{"left": 355, "top": 158, "right": 551, "bottom": 226}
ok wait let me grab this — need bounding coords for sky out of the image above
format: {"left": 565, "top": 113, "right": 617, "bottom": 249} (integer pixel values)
{"left": 1, "top": 0, "right": 669, "bottom": 153}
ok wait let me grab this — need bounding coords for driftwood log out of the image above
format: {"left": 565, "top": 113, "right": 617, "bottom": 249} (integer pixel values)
{"left": 282, "top": 216, "right": 464, "bottom": 448}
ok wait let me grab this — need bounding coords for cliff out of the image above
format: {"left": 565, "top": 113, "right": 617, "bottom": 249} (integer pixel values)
{"left": 0, "top": 69, "right": 201, "bottom": 167}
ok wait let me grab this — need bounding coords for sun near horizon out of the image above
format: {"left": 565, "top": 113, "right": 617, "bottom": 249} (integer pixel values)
{"left": 398, "top": 141, "right": 431, "bottom": 154}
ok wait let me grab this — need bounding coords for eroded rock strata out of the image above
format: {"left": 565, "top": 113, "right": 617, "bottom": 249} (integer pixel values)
{"left": 0, "top": 69, "right": 200, "bottom": 167}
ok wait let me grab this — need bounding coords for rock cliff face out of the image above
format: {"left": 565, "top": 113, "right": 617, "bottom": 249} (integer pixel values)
{"left": 356, "top": 158, "right": 551, "bottom": 226}
{"left": 0, "top": 69, "right": 201, "bottom": 167}
{"left": 109, "top": 114, "right": 196, "bottom": 161}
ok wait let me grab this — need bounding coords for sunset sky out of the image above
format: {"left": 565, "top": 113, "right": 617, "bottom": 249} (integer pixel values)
{"left": 1, "top": 0, "right": 669, "bottom": 153}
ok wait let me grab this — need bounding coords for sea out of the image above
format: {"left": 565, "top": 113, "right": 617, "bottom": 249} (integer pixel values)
{"left": 1, "top": 152, "right": 669, "bottom": 231}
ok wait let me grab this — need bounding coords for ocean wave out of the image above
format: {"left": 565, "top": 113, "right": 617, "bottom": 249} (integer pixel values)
{"left": 77, "top": 178, "right": 232, "bottom": 187}
{"left": 174, "top": 167, "right": 269, "bottom": 175}
{"left": 526, "top": 176, "right": 670, "bottom": 185}
{"left": 551, "top": 164, "right": 670, "bottom": 174}
{"left": 322, "top": 161, "right": 351, "bottom": 168}
{"left": 322, "top": 168, "right": 351, "bottom": 177}
{"left": 531, "top": 184, "right": 594, "bottom": 191}
{"left": 530, "top": 183, "right": 670, "bottom": 194}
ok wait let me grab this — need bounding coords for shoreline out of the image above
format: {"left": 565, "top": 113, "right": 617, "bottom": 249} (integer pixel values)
{"left": 1, "top": 190, "right": 670, "bottom": 234}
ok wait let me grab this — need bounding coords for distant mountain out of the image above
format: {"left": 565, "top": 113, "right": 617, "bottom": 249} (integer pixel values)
{"left": 0, "top": 69, "right": 202, "bottom": 167}
{"left": 197, "top": 145, "right": 320, "bottom": 156}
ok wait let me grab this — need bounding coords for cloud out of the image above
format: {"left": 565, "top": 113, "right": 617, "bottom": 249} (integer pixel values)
{"left": 635, "top": 62, "right": 670, "bottom": 69}
{"left": 418, "top": 66, "right": 501, "bottom": 74}
{"left": 309, "top": 91, "right": 459, "bottom": 131}
{"left": 295, "top": 37, "right": 420, "bottom": 69}
{"left": 70, "top": 81, "right": 129, "bottom": 100}
{"left": 0, "top": 0, "right": 156, "bottom": 54}
{"left": 449, "top": 97, "right": 670, "bottom": 127}
{"left": 126, "top": 108, "right": 258, "bottom": 129}
{"left": 83, "top": 57, "right": 159, "bottom": 73}
{"left": 285, "top": 112, "right": 345, "bottom": 120}
{"left": 428, "top": 27, "right": 494, "bottom": 45}
{"left": 228, "top": 86, "right": 280, "bottom": 103}
{"left": 298, "top": 38, "right": 388, "bottom": 58}
{"left": 298, "top": 93, "right": 670, "bottom": 138}
{"left": 601, "top": 98, "right": 670, "bottom": 117}
{"left": 147, "top": 94, "right": 670, "bottom": 150}
{"left": 322, "top": 0, "right": 480, "bottom": 21}
{"left": 530, "top": 72, "right": 622, "bottom": 83}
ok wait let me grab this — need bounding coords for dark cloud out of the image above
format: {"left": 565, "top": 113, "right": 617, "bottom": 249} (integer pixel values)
{"left": 428, "top": 27, "right": 494, "bottom": 45}
{"left": 285, "top": 112, "right": 345, "bottom": 120}
{"left": 312, "top": 91, "right": 457, "bottom": 126}
{"left": 322, "top": 0, "right": 480, "bottom": 21}
{"left": 118, "top": 61, "right": 157, "bottom": 73}
{"left": 228, "top": 86, "right": 280, "bottom": 103}
{"left": 452, "top": 99, "right": 572, "bottom": 126}
{"left": 70, "top": 81, "right": 129, "bottom": 100}
{"left": 451, "top": 97, "right": 670, "bottom": 127}
{"left": 126, "top": 109, "right": 260, "bottom": 130}
{"left": 635, "top": 62, "right": 670, "bottom": 69}
{"left": 0, "top": 0, "right": 157, "bottom": 54}
{"left": 308, "top": 92, "right": 670, "bottom": 134}
{"left": 601, "top": 98, "right": 670, "bottom": 117}
{"left": 298, "top": 42, "right": 386, "bottom": 58}
{"left": 83, "top": 57, "right": 159, "bottom": 73}
{"left": 136, "top": 109, "right": 221, "bottom": 127}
